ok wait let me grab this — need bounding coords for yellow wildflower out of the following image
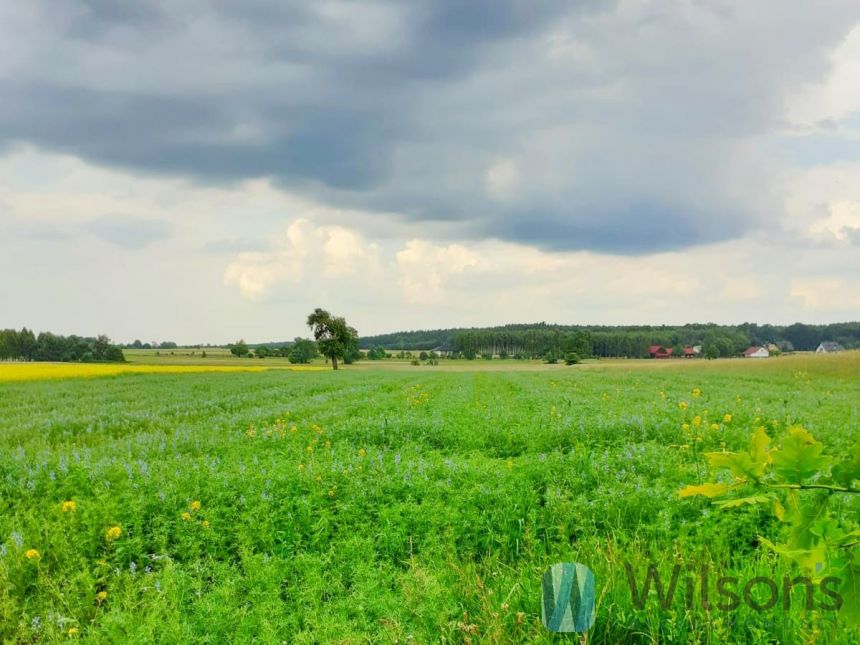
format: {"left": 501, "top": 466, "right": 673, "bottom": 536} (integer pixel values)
{"left": 68, "top": 627, "right": 79, "bottom": 636}
{"left": 181, "top": 512, "right": 192, "bottom": 521}
{"left": 328, "top": 488, "right": 335, "bottom": 497}
{"left": 306, "top": 445, "right": 314, "bottom": 454}
{"left": 315, "top": 475, "right": 322, "bottom": 482}
{"left": 246, "top": 428, "right": 256, "bottom": 438}
{"left": 25, "top": 548, "right": 40, "bottom": 560}
{"left": 506, "top": 459, "right": 514, "bottom": 469}
{"left": 681, "top": 423, "right": 690, "bottom": 431}
{"left": 105, "top": 525, "right": 122, "bottom": 541}
{"left": 62, "top": 500, "right": 77, "bottom": 513}
{"left": 325, "top": 440, "right": 331, "bottom": 448}
{"left": 358, "top": 448, "right": 366, "bottom": 457}
{"left": 290, "top": 425, "right": 298, "bottom": 434}
{"left": 678, "top": 401, "right": 688, "bottom": 411}
{"left": 298, "top": 463, "right": 305, "bottom": 471}
{"left": 692, "top": 416, "right": 702, "bottom": 428}
{"left": 189, "top": 500, "right": 201, "bottom": 511}
{"left": 691, "top": 388, "right": 702, "bottom": 398}
{"left": 710, "top": 423, "right": 720, "bottom": 431}
{"left": 96, "top": 591, "right": 107, "bottom": 603}
{"left": 201, "top": 520, "right": 210, "bottom": 529}
{"left": 723, "top": 414, "right": 732, "bottom": 424}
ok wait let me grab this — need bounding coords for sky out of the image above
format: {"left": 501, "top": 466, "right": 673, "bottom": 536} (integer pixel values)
{"left": 1, "top": 0, "right": 859, "bottom": 344}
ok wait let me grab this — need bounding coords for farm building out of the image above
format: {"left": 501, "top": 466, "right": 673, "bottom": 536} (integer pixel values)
{"left": 743, "top": 346, "right": 769, "bottom": 358}
{"left": 816, "top": 341, "right": 845, "bottom": 353}
{"left": 683, "top": 346, "right": 697, "bottom": 358}
{"left": 648, "top": 345, "right": 673, "bottom": 359}
{"left": 431, "top": 343, "right": 456, "bottom": 357}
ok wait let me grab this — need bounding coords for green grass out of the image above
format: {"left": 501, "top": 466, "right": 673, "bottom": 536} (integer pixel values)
{"left": 1, "top": 355, "right": 858, "bottom": 642}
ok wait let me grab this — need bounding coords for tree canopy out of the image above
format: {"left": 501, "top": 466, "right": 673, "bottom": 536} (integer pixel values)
{"left": 306, "top": 308, "right": 358, "bottom": 370}
{"left": 0, "top": 328, "right": 124, "bottom": 363}
{"left": 288, "top": 338, "right": 319, "bottom": 364}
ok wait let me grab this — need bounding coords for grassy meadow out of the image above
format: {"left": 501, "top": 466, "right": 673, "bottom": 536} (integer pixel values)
{"left": 1, "top": 353, "right": 858, "bottom": 642}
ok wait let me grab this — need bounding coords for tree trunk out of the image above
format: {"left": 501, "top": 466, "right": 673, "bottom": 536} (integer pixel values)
{"left": 331, "top": 356, "right": 338, "bottom": 370}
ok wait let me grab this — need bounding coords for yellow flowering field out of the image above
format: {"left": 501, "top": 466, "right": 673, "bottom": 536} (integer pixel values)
{"left": 0, "top": 362, "right": 326, "bottom": 382}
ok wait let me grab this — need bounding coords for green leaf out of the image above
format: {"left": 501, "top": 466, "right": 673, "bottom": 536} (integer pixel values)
{"left": 771, "top": 426, "right": 831, "bottom": 483}
{"left": 678, "top": 482, "right": 731, "bottom": 499}
{"left": 713, "top": 495, "right": 772, "bottom": 509}
{"left": 839, "top": 560, "right": 860, "bottom": 625}
{"left": 834, "top": 530, "right": 860, "bottom": 547}
{"left": 771, "top": 497, "right": 786, "bottom": 522}
{"left": 759, "top": 536, "right": 827, "bottom": 576}
{"left": 749, "top": 426, "right": 772, "bottom": 477}
{"left": 785, "top": 491, "right": 831, "bottom": 550}
{"left": 704, "top": 451, "right": 759, "bottom": 480}
{"left": 831, "top": 442, "right": 860, "bottom": 489}
{"left": 704, "top": 428, "right": 772, "bottom": 481}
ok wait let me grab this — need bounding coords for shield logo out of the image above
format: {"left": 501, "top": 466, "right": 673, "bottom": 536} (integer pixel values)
{"left": 541, "top": 562, "right": 596, "bottom": 633}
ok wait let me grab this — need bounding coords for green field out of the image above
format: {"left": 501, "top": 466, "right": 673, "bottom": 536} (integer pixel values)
{"left": 1, "top": 355, "right": 858, "bottom": 642}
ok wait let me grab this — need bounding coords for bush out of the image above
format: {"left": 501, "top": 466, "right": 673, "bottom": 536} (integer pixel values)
{"left": 564, "top": 352, "right": 581, "bottom": 365}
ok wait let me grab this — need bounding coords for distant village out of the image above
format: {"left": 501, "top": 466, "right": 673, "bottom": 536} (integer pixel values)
{"left": 647, "top": 341, "right": 846, "bottom": 359}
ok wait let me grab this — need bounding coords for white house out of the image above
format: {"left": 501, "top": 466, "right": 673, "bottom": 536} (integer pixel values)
{"left": 743, "top": 346, "right": 769, "bottom": 358}
{"left": 816, "top": 342, "right": 845, "bottom": 353}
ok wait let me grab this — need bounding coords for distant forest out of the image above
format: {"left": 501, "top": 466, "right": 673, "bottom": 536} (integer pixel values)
{"left": 0, "top": 328, "right": 125, "bottom": 363}
{"left": 359, "top": 322, "right": 860, "bottom": 359}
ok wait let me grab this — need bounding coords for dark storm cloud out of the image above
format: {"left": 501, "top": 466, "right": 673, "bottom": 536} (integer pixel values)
{"left": 1, "top": 0, "right": 858, "bottom": 253}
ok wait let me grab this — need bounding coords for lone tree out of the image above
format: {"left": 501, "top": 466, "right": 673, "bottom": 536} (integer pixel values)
{"left": 306, "top": 308, "right": 358, "bottom": 370}
{"left": 229, "top": 339, "right": 249, "bottom": 357}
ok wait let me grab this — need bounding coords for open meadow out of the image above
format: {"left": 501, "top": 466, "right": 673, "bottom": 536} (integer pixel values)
{"left": 1, "top": 353, "right": 858, "bottom": 642}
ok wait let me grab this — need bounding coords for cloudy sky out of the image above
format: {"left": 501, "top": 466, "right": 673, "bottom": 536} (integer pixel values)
{"left": 2, "top": 0, "right": 859, "bottom": 344}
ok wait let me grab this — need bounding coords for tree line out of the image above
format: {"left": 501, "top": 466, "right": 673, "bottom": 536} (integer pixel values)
{"left": 0, "top": 328, "right": 125, "bottom": 362}
{"left": 227, "top": 337, "right": 323, "bottom": 364}
{"left": 360, "top": 321, "right": 860, "bottom": 358}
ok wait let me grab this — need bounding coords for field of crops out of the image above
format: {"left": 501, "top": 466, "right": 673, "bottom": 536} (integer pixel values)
{"left": 1, "top": 354, "right": 858, "bottom": 642}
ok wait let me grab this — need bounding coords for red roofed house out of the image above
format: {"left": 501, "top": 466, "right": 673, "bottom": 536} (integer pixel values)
{"left": 743, "top": 346, "right": 769, "bottom": 358}
{"left": 683, "top": 346, "right": 696, "bottom": 358}
{"left": 648, "top": 345, "right": 674, "bottom": 359}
